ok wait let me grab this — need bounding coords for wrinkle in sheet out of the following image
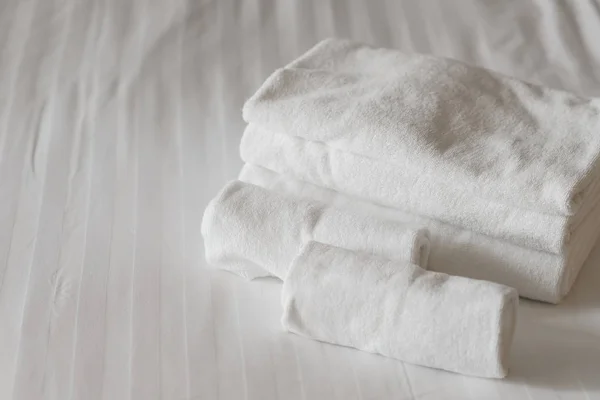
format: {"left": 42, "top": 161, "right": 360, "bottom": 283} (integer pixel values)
{"left": 1, "top": 1, "right": 600, "bottom": 399}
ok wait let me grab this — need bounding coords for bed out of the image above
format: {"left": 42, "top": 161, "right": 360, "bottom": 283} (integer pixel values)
{"left": 0, "top": 0, "right": 599, "bottom": 399}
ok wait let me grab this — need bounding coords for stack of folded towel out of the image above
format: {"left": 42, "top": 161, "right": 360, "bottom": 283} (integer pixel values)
{"left": 202, "top": 38, "right": 600, "bottom": 378}
{"left": 239, "top": 38, "right": 600, "bottom": 304}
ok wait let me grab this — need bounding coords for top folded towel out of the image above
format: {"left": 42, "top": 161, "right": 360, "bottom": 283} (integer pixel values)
{"left": 243, "top": 38, "right": 600, "bottom": 216}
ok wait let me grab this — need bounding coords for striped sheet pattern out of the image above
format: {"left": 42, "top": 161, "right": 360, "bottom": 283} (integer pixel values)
{"left": 0, "top": 0, "right": 599, "bottom": 399}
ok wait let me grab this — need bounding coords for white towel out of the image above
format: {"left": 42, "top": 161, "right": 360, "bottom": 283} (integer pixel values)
{"left": 243, "top": 38, "right": 600, "bottom": 217}
{"left": 201, "top": 180, "right": 430, "bottom": 279}
{"left": 282, "top": 241, "right": 518, "bottom": 378}
{"left": 240, "top": 164, "right": 600, "bottom": 303}
{"left": 241, "top": 123, "right": 580, "bottom": 254}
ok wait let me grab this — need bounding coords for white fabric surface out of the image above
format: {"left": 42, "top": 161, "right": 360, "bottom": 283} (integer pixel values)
{"left": 201, "top": 180, "right": 430, "bottom": 279}
{"left": 244, "top": 38, "right": 600, "bottom": 218}
{"left": 283, "top": 241, "right": 518, "bottom": 378}
{"left": 241, "top": 123, "right": 574, "bottom": 254}
{"left": 239, "top": 163, "right": 600, "bottom": 303}
{"left": 1, "top": 0, "right": 600, "bottom": 399}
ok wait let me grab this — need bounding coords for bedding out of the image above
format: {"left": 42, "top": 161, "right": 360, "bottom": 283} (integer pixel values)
{"left": 1, "top": 0, "right": 600, "bottom": 399}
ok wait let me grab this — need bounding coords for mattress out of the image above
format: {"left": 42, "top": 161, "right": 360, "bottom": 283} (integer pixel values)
{"left": 0, "top": 0, "right": 599, "bottom": 399}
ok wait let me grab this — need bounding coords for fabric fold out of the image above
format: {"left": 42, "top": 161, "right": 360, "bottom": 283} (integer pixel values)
{"left": 240, "top": 164, "right": 600, "bottom": 303}
{"left": 282, "top": 241, "right": 518, "bottom": 378}
{"left": 201, "top": 180, "right": 430, "bottom": 280}
{"left": 243, "top": 38, "right": 600, "bottom": 216}
{"left": 241, "top": 123, "right": 575, "bottom": 254}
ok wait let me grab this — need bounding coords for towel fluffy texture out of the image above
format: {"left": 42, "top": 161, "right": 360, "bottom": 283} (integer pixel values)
{"left": 240, "top": 164, "right": 600, "bottom": 303}
{"left": 282, "top": 241, "right": 518, "bottom": 378}
{"left": 201, "top": 180, "right": 430, "bottom": 279}
{"left": 242, "top": 124, "right": 585, "bottom": 254}
{"left": 243, "top": 38, "right": 600, "bottom": 217}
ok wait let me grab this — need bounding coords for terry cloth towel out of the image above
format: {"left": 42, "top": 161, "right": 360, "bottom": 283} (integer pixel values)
{"left": 282, "top": 241, "right": 519, "bottom": 379}
{"left": 243, "top": 38, "right": 600, "bottom": 218}
{"left": 242, "top": 123, "right": 591, "bottom": 254}
{"left": 201, "top": 180, "right": 430, "bottom": 280}
{"left": 240, "top": 164, "right": 600, "bottom": 303}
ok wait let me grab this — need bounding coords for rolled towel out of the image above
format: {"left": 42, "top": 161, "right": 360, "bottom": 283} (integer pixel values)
{"left": 201, "top": 181, "right": 430, "bottom": 279}
{"left": 241, "top": 163, "right": 600, "bottom": 303}
{"left": 282, "top": 241, "right": 519, "bottom": 378}
{"left": 244, "top": 38, "right": 600, "bottom": 216}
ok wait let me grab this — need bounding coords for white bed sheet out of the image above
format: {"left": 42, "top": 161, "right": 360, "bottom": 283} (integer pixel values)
{"left": 0, "top": 0, "right": 599, "bottom": 399}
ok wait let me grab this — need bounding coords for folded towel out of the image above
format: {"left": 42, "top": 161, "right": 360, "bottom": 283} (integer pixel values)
{"left": 243, "top": 38, "right": 600, "bottom": 216}
{"left": 282, "top": 241, "right": 518, "bottom": 378}
{"left": 241, "top": 124, "right": 577, "bottom": 254}
{"left": 241, "top": 164, "right": 600, "bottom": 303}
{"left": 201, "top": 180, "right": 430, "bottom": 279}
